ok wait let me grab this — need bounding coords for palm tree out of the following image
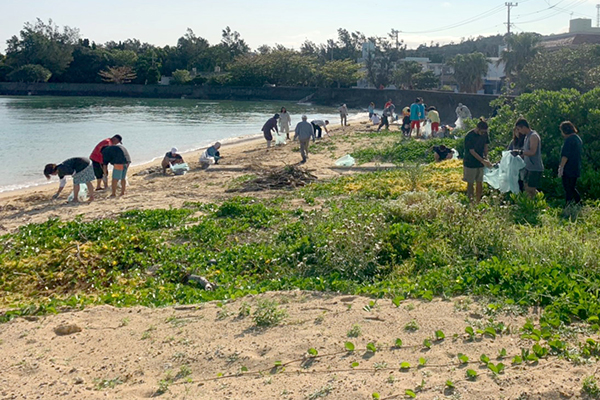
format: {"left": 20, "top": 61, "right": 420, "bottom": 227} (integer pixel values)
{"left": 448, "top": 52, "right": 488, "bottom": 93}
{"left": 499, "top": 33, "right": 541, "bottom": 80}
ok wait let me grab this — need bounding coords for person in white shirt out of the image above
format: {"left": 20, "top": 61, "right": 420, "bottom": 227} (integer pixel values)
{"left": 279, "top": 107, "right": 292, "bottom": 140}
{"left": 370, "top": 113, "right": 381, "bottom": 125}
{"left": 339, "top": 104, "right": 349, "bottom": 126}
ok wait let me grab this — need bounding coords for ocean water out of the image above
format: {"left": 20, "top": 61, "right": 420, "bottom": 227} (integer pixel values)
{"left": 0, "top": 96, "right": 347, "bottom": 193}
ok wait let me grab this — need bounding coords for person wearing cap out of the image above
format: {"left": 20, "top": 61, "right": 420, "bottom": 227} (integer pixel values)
{"left": 293, "top": 115, "right": 316, "bottom": 163}
{"left": 44, "top": 157, "right": 96, "bottom": 203}
{"left": 261, "top": 114, "right": 280, "bottom": 150}
{"left": 101, "top": 141, "right": 131, "bottom": 197}
{"left": 161, "top": 147, "right": 185, "bottom": 174}
{"left": 310, "top": 119, "right": 329, "bottom": 139}
{"left": 89, "top": 134, "right": 122, "bottom": 191}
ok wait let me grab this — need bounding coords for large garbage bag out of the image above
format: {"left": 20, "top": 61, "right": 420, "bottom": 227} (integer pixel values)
{"left": 275, "top": 132, "right": 286, "bottom": 146}
{"left": 484, "top": 151, "right": 526, "bottom": 194}
{"left": 335, "top": 154, "right": 356, "bottom": 167}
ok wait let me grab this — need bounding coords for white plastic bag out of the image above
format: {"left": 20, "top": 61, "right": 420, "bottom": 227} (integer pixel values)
{"left": 275, "top": 132, "right": 286, "bottom": 146}
{"left": 422, "top": 121, "right": 432, "bottom": 139}
{"left": 455, "top": 117, "right": 465, "bottom": 130}
{"left": 67, "top": 184, "right": 89, "bottom": 202}
{"left": 483, "top": 151, "right": 526, "bottom": 194}
{"left": 335, "top": 154, "right": 356, "bottom": 167}
{"left": 451, "top": 149, "right": 459, "bottom": 159}
{"left": 171, "top": 162, "right": 190, "bottom": 175}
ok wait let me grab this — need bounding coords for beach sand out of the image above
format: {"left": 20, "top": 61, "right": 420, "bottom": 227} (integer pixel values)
{"left": 0, "top": 121, "right": 385, "bottom": 233}
{"left": 1, "top": 120, "right": 588, "bottom": 399}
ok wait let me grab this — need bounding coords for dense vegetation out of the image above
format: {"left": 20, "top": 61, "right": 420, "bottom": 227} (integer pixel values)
{"left": 2, "top": 19, "right": 596, "bottom": 94}
{"left": 4, "top": 85, "right": 600, "bottom": 341}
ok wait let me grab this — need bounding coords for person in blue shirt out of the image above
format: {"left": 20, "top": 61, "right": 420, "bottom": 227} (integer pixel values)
{"left": 410, "top": 98, "right": 426, "bottom": 138}
{"left": 368, "top": 102, "right": 375, "bottom": 118}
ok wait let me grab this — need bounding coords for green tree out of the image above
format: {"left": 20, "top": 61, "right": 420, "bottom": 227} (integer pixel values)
{"left": 98, "top": 66, "right": 136, "bottom": 84}
{"left": 109, "top": 49, "right": 138, "bottom": 67}
{"left": 517, "top": 45, "right": 600, "bottom": 93}
{"left": 319, "top": 59, "right": 362, "bottom": 88}
{"left": 413, "top": 70, "right": 439, "bottom": 90}
{"left": 393, "top": 61, "right": 423, "bottom": 89}
{"left": 365, "top": 37, "right": 405, "bottom": 88}
{"left": 7, "top": 64, "right": 52, "bottom": 82}
{"left": 449, "top": 52, "right": 488, "bottom": 93}
{"left": 5, "top": 19, "right": 79, "bottom": 77}
{"left": 171, "top": 69, "right": 192, "bottom": 84}
{"left": 499, "top": 33, "right": 541, "bottom": 81}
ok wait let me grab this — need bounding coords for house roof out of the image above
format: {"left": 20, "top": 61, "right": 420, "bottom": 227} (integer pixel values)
{"left": 541, "top": 34, "right": 600, "bottom": 50}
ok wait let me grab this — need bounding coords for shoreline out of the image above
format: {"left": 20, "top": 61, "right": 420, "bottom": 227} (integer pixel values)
{"left": 0, "top": 132, "right": 265, "bottom": 201}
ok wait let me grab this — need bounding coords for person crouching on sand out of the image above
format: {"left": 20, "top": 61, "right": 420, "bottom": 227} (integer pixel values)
{"left": 262, "top": 113, "right": 280, "bottom": 150}
{"left": 44, "top": 157, "right": 96, "bottom": 203}
{"left": 162, "top": 147, "right": 185, "bottom": 174}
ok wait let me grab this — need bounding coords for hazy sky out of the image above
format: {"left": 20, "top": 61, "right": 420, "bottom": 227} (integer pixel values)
{"left": 0, "top": 0, "right": 598, "bottom": 53}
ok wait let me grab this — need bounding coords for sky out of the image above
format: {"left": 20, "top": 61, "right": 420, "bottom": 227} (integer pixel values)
{"left": 0, "top": 0, "right": 598, "bottom": 53}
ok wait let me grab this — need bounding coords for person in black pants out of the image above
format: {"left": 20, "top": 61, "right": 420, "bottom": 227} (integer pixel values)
{"left": 558, "top": 121, "right": 583, "bottom": 205}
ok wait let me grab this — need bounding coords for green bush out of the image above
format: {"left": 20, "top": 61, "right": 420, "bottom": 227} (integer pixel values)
{"left": 7, "top": 64, "right": 51, "bottom": 83}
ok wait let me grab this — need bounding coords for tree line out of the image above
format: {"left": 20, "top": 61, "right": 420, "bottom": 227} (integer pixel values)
{"left": 0, "top": 19, "right": 598, "bottom": 94}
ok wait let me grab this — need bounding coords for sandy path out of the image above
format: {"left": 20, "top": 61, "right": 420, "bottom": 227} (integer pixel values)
{"left": 0, "top": 292, "right": 587, "bottom": 400}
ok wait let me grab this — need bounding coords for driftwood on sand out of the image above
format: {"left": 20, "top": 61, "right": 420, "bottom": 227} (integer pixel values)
{"left": 227, "top": 165, "right": 317, "bottom": 193}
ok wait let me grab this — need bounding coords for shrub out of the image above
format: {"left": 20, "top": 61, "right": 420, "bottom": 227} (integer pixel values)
{"left": 7, "top": 64, "right": 51, "bottom": 83}
{"left": 252, "top": 299, "right": 287, "bottom": 327}
{"left": 171, "top": 69, "right": 192, "bottom": 85}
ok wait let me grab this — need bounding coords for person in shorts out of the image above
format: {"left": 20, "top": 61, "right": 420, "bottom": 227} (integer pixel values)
{"left": 44, "top": 157, "right": 95, "bottom": 203}
{"left": 89, "top": 134, "right": 122, "bottom": 191}
{"left": 514, "top": 118, "right": 544, "bottom": 198}
{"left": 101, "top": 142, "right": 131, "bottom": 197}
{"left": 463, "top": 118, "right": 492, "bottom": 202}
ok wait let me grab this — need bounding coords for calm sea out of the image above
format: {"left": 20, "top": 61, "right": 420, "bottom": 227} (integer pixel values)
{"left": 0, "top": 96, "right": 348, "bottom": 192}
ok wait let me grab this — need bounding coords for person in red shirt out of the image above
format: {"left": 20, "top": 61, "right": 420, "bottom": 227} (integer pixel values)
{"left": 89, "top": 135, "right": 122, "bottom": 191}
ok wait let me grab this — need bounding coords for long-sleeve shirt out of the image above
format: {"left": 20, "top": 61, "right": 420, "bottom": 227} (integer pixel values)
{"left": 262, "top": 118, "right": 278, "bottom": 134}
{"left": 294, "top": 121, "right": 315, "bottom": 141}
{"left": 339, "top": 105, "right": 348, "bottom": 116}
{"left": 279, "top": 112, "right": 291, "bottom": 128}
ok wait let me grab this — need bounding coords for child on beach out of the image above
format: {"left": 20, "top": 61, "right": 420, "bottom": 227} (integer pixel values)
{"left": 44, "top": 157, "right": 96, "bottom": 203}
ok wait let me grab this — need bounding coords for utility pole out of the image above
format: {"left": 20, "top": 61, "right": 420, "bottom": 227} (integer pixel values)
{"left": 505, "top": 2, "right": 518, "bottom": 36}
{"left": 390, "top": 29, "right": 400, "bottom": 49}
{"left": 597, "top": 4, "right": 600, "bottom": 28}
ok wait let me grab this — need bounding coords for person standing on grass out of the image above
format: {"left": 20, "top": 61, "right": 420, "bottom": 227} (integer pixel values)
{"left": 463, "top": 118, "right": 492, "bottom": 203}
{"left": 558, "top": 121, "right": 583, "bottom": 205}
{"left": 339, "top": 104, "right": 349, "bottom": 126}
{"left": 377, "top": 106, "right": 391, "bottom": 132}
{"left": 262, "top": 113, "right": 279, "bottom": 150}
{"left": 426, "top": 106, "right": 441, "bottom": 136}
{"left": 101, "top": 142, "right": 131, "bottom": 197}
{"left": 311, "top": 119, "right": 329, "bottom": 139}
{"left": 515, "top": 117, "right": 544, "bottom": 199}
{"left": 294, "top": 115, "right": 316, "bottom": 164}
{"left": 410, "top": 98, "right": 426, "bottom": 137}
{"left": 279, "top": 107, "right": 292, "bottom": 140}
{"left": 44, "top": 157, "right": 95, "bottom": 203}
{"left": 89, "top": 134, "right": 122, "bottom": 191}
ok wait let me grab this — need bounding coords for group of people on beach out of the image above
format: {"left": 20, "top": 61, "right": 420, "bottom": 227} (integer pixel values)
{"left": 44, "top": 133, "right": 223, "bottom": 203}
{"left": 44, "top": 135, "right": 131, "bottom": 202}
{"left": 261, "top": 107, "right": 330, "bottom": 163}
{"left": 462, "top": 117, "right": 582, "bottom": 205}
{"left": 368, "top": 98, "right": 453, "bottom": 140}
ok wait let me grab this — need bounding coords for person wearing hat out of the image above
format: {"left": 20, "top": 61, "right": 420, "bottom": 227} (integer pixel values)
{"left": 161, "top": 147, "right": 185, "bottom": 174}
{"left": 89, "top": 134, "right": 122, "bottom": 191}
{"left": 261, "top": 113, "right": 280, "bottom": 150}
{"left": 44, "top": 157, "right": 96, "bottom": 203}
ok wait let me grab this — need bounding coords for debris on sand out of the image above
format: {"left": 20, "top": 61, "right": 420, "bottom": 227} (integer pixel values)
{"left": 227, "top": 165, "right": 317, "bottom": 192}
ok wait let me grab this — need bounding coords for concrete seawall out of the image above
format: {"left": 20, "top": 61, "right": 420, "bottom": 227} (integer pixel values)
{"left": 0, "top": 83, "right": 500, "bottom": 124}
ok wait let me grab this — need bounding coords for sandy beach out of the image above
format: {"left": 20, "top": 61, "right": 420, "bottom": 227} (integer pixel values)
{"left": 0, "top": 121, "right": 382, "bottom": 233}
{"left": 2, "top": 119, "right": 594, "bottom": 399}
